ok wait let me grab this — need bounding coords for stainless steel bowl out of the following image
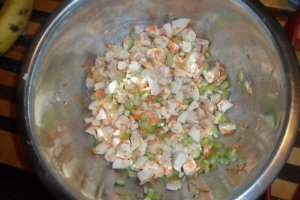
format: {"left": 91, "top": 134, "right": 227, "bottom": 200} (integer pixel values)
{"left": 18, "top": 0, "right": 300, "bottom": 199}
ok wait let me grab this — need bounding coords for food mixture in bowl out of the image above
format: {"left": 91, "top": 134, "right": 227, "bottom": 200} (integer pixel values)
{"left": 84, "top": 18, "right": 241, "bottom": 191}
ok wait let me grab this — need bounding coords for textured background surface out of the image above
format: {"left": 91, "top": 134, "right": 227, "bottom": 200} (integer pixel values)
{"left": 0, "top": 0, "right": 299, "bottom": 199}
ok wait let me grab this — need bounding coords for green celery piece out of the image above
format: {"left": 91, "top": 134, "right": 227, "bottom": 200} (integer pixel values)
{"left": 145, "top": 152, "right": 155, "bottom": 160}
{"left": 241, "top": 81, "right": 252, "bottom": 95}
{"left": 221, "top": 89, "right": 230, "bottom": 100}
{"left": 183, "top": 136, "right": 194, "bottom": 146}
{"left": 92, "top": 70, "right": 102, "bottom": 82}
{"left": 141, "top": 121, "right": 159, "bottom": 134}
{"left": 146, "top": 188, "right": 161, "bottom": 200}
{"left": 198, "top": 81, "right": 208, "bottom": 96}
{"left": 238, "top": 69, "right": 245, "bottom": 82}
{"left": 190, "top": 149, "right": 201, "bottom": 159}
{"left": 167, "top": 53, "right": 174, "bottom": 67}
{"left": 228, "top": 148, "right": 238, "bottom": 162}
{"left": 219, "top": 80, "right": 231, "bottom": 90}
{"left": 215, "top": 111, "right": 228, "bottom": 124}
{"left": 128, "top": 35, "right": 136, "bottom": 50}
{"left": 115, "top": 176, "right": 126, "bottom": 186}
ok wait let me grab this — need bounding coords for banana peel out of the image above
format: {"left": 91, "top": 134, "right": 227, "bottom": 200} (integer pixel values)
{"left": 0, "top": 0, "right": 33, "bottom": 55}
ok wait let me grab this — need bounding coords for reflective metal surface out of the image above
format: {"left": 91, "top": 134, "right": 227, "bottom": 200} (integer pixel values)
{"left": 18, "top": 0, "right": 300, "bottom": 199}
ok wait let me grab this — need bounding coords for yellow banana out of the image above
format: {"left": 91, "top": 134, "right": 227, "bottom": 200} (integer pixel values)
{"left": 0, "top": 0, "right": 33, "bottom": 54}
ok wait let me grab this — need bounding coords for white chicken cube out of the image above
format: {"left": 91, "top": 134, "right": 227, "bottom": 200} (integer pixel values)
{"left": 115, "top": 115, "right": 130, "bottom": 130}
{"left": 160, "top": 106, "right": 171, "bottom": 120}
{"left": 154, "top": 36, "right": 169, "bottom": 47}
{"left": 181, "top": 28, "right": 196, "bottom": 42}
{"left": 84, "top": 126, "right": 97, "bottom": 138}
{"left": 94, "top": 82, "right": 105, "bottom": 91}
{"left": 116, "top": 140, "right": 132, "bottom": 159}
{"left": 219, "top": 123, "right": 236, "bottom": 135}
{"left": 127, "top": 61, "right": 141, "bottom": 73}
{"left": 180, "top": 41, "right": 192, "bottom": 53}
{"left": 86, "top": 77, "right": 95, "bottom": 90}
{"left": 97, "top": 126, "right": 114, "bottom": 141}
{"left": 162, "top": 23, "right": 173, "bottom": 37}
{"left": 187, "top": 101, "right": 200, "bottom": 111}
{"left": 117, "top": 61, "right": 127, "bottom": 71}
{"left": 171, "top": 78, "right": 182, "bottom": 94}
{"left": 137, "top": 168, "right": 154, "bottom": 184}
{"left": 177, "top": 111, "right": 189, "bottom": 123}
{"left": 132, "top": 156, "right": 148, "bottom": 171}
{"left": 173, "top": 152, "right": 189, "bottom": 172}
{"left": 171, "top": 122, "right": 184, "bottom": 134}
{"left": 217, "top": 100, "right": 233, "bottom": 113}
{"left": 96, "top": 108, "right": 107, "bottom": 120}
{"left": 183, "top": 157, "right": 197, "bottom": 176}
{"left": 104, "top": 148, "right": 116, "bottom": 162}
{"left": 93, "top": 142, "right": 109, "bottom": 155}
{"left": 112, "top": 158, "right": 131, "bottom": 169}
{"left": 107, "top": 80, "right": 118, "bottom": 94}
{"left": 175, "top": 91, "right": 184, "bottom": 103}
{"left": 166, "top": 180, "right": 182, "bottom": 191}
{"left": 202, "top": 70, "right": 215, "bottom": 83}
{"left": 188, "top": 125, "right": 201, "bottom": 142}
{"left": 172, "top": 18, "right": 190, "bottom": 35}
{"left": 145, "top": 25, "right": 160, "bottom": 37}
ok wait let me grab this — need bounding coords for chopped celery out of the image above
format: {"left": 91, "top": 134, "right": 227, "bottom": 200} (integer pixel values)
{"left": 167, "top": 53, "right": 174, "bottom": 67}
{"left": 127, "top": 168, "right": 137, "bottom": 178}
{"left": 92, "top": 70, "right": 102, "bottom": 82}
{"left": 94, "top": 139, "right": 101, "bottom": 147}
{"left": 145, "top": 152, "right": 155, "bottom": 160}
{"left": 218, "top": 157, "right": 230, "bottom": 165}
{"left": 215, "top": 111, "right": 228, "bottom": 124}
{"left": 128, "top": 35, "right": 136, "bottom": 50}
{"left": 124, "top": 100, "right": 135, "bottom": 111}
{"left": 121, "top": 132, "right": 132, "bottom": 140}
{"left": 221, "top": 89, "right": 230, "bottom": 100}
{"left": 115, "top": 176, "right": 126, "bottom": 186}
{"left": 199, "top": 160, "right": 210, "bottom": 173}
{"left": 187, "top": 97, "right": 193, "bottom": 105}
{"left": 145, "top": 188, "right": 161, "bottom": 200}
{"left": 172, "top": 35, "right": 182, "bottom": 43}
{"left": 183, "top": 136, "right": 194, "bottom": 146}
{"left": 241, "top": 81, "right": 252, "bottom": 95}
{"left": 207, "top": 84, "right": 217, "bottom": 93}
{"left": 200, "top": 137, "right": 211, "bottom": 146}
{"left": 104, "top": 93, "right": 113, "bottom": 100}
{"left": 213, "top": 140, "right": 225, "bottom": 150}
{"left": 198, "top": 81, "right": 208, "bottom": 96}
{"left": 205, "top": 51, "right": 211, "bottom": 58}
{"left": 219, "top": 80, "right": 231, "bottom": 90}
{"left": 228, "top": 148, "right": 238, "bottom": 162}
{"left": 140, "top": 121, "right": 159, "bottom": 134}
{"left": 238, "top": 69, "right": 245, "bottom": 82}
{"left": 140, "top": 113, "right": 150, "bottom": 122}
{"left": 211, "top": 126, "right": 219, "bottom": 139}
{"left": 190, "top": 149, "right": 201, "bottom": 159}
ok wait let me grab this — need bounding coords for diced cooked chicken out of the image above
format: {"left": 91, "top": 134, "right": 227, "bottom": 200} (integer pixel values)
{"left": 183, "top": 157, "right": 197, "bottom": 175}
{"left": 173, "top": 152, "right": 188, "bottom": 172}
{"left": 84, "top": 18, "right": 238, "bottom": 190}
{"left": 172, "top": 18, "right": 190, "bottom": 35}
{"left": 93, "top": 142, "right": 109, "bottom": 155}
{"left": 217, "top": 100, "right": 233, "bottom": 113}
{"left": 137, "top": 168, "right": 154, "bottom": 184}
{"left": 162, "top": 23, "right": 173, "bottom": 37}
{"left": 188, "top": 124, "right": 201, "bottom": 142}
{"left": 112, "top": 158, "right": 131, "bottom": 169}
{"left": 166, "top": 180, "right": 182, "bottom": 191}
{"left": 219, "top": 123, "right": 236, "bottom": 135}
{"left": 132, "top": 156, "right": 148, "bottom": 171}
{"left": 181, "top": 28, "right": 196, "bottom": 42}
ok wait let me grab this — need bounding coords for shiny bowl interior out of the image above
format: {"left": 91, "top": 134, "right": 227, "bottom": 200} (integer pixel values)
{"left": 18, "top": 0, "right": 300, "bottom": 199}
